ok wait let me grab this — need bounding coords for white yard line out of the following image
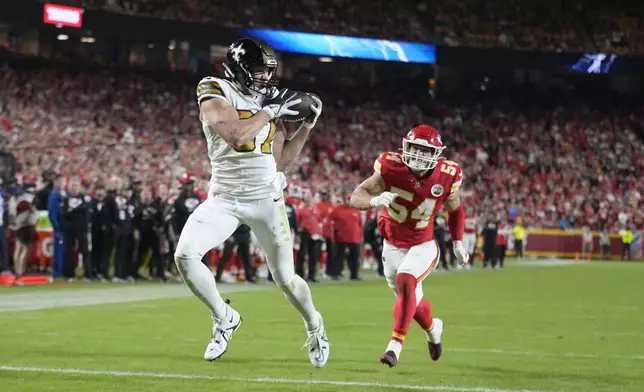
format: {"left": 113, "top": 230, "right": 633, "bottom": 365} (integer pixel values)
{"left": 0, "top": 284, "right": 270, "bottom": 312}
{"left": 0, "top": 365, "right": 555, "bottom": 392}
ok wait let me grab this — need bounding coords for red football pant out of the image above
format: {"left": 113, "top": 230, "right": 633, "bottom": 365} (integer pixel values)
{"left": 391, "top": 273, "right": 417, "bottom": 343}
{"left": 391, "top": 273, "right": 434, "bottom": 343}
{"left": 414, "top": 298, "right": 434, "bottom": 330}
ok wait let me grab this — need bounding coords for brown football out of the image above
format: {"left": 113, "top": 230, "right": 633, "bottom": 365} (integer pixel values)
{"left": 282, "top": 92, "right": 317, "bottom": 123}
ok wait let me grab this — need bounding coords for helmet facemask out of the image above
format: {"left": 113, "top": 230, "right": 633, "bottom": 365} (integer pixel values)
{"left": 402, "top": 140, "right": 444, "bottom": 171}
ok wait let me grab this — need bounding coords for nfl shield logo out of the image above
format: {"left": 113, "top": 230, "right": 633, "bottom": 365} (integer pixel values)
{"left": 413, "top": 181, "right": 421, "bottom": 189}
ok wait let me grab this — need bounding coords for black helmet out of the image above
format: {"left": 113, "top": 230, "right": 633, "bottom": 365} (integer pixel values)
{"left": 223, "top": 38, "right": 278, "bottom": 96}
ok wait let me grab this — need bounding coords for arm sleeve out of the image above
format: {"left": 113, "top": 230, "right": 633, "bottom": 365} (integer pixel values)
{"left": 374, "top": 152, "right": 389, "bottom": 175}
{"left": 450, "top": 165, "right": 463, "bottom": 195}
{"left": 448, "top": 204, "right": 465, "bottom": 241}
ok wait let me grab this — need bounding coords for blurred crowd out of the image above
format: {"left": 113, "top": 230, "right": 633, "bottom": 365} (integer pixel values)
{"left": 53, "top": 0, "right": 644, "bottom": 55}
{"left": 580, "top": 1, "right": 644, "bottom": 55}
{"left": 426, "top": 0, "right": 583, "bottom": 52}
{"left": 2, "top": 58, "right": 644, "bottom": 233}
{"left": 1, "top": 52, "right": 644, "bottom": 280}
{"left": 73, "top": 0, "right": 425, "bottom": 42}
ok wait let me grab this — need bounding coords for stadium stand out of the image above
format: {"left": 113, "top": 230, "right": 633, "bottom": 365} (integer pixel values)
{"left": 52, "top": 0, "right": 642, "bottom": 54}
{"left": 2, "top": 52, "right": 643, "bottom": 231}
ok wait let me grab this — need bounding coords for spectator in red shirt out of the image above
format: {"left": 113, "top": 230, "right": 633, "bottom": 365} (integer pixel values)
{"left": 296, "top": 191, "right": 323, "bottom": 282}
{"left": 329, "top": 195, "right": 363, "bottom": 280}
{"left": 495, "top": 219, "right": 511, "bottom": 268}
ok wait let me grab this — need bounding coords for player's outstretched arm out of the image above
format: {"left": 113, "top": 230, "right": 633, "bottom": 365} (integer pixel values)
{"left": 350, "top": 172, "right": 395, "bottom": 210}
{"left": 445, "top": 190, "right": 469, "bottom": 265}
{"left": 200, "top": 98, "right": 270, "bottom": 149}
{"left": 272, "top": 121, "right": 310, "bottom": 172}
{"left": 444, "top": 190, "right": 461, "bottom": 212}
{"left": 272, "top": 94, "right": 322, "bottom": 171}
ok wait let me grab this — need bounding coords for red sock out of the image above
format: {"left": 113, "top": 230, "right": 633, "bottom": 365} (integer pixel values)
{"left": 414, "top": 298, "right": 434, "bottom": 331}
{"left": 391, "top": 273, "right": 417, "bottom": 344}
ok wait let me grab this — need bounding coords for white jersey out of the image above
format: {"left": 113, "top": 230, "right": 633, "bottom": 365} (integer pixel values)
{"left": 196, "top": 77, "right": 279, "bottom": 200}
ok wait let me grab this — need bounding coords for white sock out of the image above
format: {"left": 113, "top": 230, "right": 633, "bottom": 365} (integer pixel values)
{"left": 279, "top": 274, "right": 320, "bottom": 331}
{"left": 175, "top": 256, "right": 227, "bottom": 320}
{"left": 386, "top": 339, "right": 403, "bottom": 359}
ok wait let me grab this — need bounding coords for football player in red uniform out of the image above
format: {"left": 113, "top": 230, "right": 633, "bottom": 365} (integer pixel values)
{"left": 349, "top": 125, "right": 468, "bottom": 367}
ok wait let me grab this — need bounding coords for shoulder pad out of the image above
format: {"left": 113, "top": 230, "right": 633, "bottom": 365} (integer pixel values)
{"left": 196, "top": 77, "right": 227, "bottom": 105}
{"left": 436, "top": 159, "right": 463, "bottom": 195}
{"left": 375, "top": 151, "right": 402, "bottom": 174}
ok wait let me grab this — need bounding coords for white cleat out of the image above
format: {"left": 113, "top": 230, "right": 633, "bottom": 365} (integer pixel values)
{"left": 204, "top": 300, "right": 242, "bottom": 362}
{"left": 303, "top": 312, "right": 330, "bottom": 368}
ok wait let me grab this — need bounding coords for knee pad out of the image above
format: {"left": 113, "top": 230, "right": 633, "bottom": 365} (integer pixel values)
{"left": 396, "top": 273, "right": 417, "bottom": 297}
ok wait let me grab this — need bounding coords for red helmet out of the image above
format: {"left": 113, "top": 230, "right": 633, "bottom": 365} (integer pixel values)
{"left": 402, "top": 125, "right": 445, "bottom": 171}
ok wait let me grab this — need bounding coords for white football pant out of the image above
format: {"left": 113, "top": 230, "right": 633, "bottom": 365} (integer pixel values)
{"left": 382, "top": 239, "right": 440, "bottom": 305}
{"left": 174, "top": 192, "right": 320, "bottom": 331}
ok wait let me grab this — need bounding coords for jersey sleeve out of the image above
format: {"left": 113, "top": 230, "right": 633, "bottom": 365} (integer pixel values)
{"left": 374, "top": 153, "right": 386, "bottom": 175}
{"left": 374, "top": 152, "right": 400, "bottom": 176}
{"left": 196, "top": 77, "right": 228, "bottom": 106}
{"left": 450, "top": 163, "right": 463, "bottom": 195}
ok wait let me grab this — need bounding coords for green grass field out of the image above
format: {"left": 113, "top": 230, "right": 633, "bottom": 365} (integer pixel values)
{"left": 1, "top": 260, "right": 643, "bottom": 392}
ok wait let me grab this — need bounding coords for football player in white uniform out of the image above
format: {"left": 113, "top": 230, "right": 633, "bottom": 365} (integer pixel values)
{"left": 174, "top": 38, "right": 329, "bottom": 367}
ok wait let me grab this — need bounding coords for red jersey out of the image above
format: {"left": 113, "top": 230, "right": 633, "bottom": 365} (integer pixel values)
{"left": 331, "top": 204, "right": 363, "bottom": 244}
{"left": 496, "top": 223, "right": 510, "bottom": 246}
{"left": 313, "top": 201, "right": 334, "bottom": 239}
{"left": 297, "top": 204, "right": 322, "bottom": 236}
{"left": 374, "top": 152, "right": 463, "bottom": 248}
{"left": 465, "top": 215, "right": 478, "bottom": 234}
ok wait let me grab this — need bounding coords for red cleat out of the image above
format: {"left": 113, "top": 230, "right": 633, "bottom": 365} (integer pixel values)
{"left": 380, "top": 350, "right": 398, "bottom": 368}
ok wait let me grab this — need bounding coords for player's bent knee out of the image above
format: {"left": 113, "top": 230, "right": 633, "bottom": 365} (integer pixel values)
{"left": 274, "top": 271, "right": 303, "bottom": 292}
{"left": 267, "top": 246, "right": 296, "bottom": 286}
{"left": 396, "top": 273, "right": 417, "bottom": 296}
{"left": 174, "top": 244, "right": 202, "bottom": 269}
{"left": 273, "top": 271, "right": 296, "bottom": 288}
